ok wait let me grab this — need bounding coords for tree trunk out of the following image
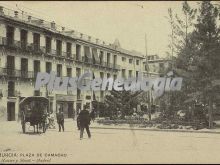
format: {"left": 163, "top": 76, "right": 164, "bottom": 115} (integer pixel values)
{"left": 208, "top": 98, "right": 213, "bottom": 129}
{"left": 148, "top": 106, "right": 151, "bottom": 121}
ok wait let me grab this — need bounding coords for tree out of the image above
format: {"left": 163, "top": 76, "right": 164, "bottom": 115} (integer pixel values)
{"left": 173, "top": 1, "right": 220, "bottom": 128}
{"left": 104, "top": 90, "right": 141, "bottom": 119}
{"left": 192, "top": 1, "right": 220, "bottom": 128}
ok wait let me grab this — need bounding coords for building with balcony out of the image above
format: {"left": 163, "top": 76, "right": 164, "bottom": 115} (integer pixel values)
{"left": 0, "top": 6, "right": 146, "bottom": 121}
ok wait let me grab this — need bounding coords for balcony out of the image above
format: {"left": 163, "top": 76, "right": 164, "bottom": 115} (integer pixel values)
{"left": 0, "top": 37, "right": 121, "bottom": 71}
{"left": 0, "top": 37, "right": 21, "bottom": 49}
{"left": 0, "top": 68, "right": 34, "bottom": 79}
{"left": 74, "top": 56, "right": 121, "bottom": 70}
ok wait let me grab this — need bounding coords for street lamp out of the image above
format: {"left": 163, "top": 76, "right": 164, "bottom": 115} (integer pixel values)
{"left": 136, "top": 3, "right": 153, "bottom": 120}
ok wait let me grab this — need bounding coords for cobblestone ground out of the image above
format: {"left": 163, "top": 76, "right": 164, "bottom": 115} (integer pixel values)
{"left": 0, "top": 119, "right": 220, "bottom": 164}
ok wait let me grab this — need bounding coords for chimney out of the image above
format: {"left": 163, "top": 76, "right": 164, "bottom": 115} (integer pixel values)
{"left": 28, "top": 16, "right": 32, "bottom": 22}
{"left": 88, "top": 36, "right": 91, "bottom": 41}
{"left": 80, "top": 33, "right": 83, "bottom": 38}
{"left": 0, "top": 6, "right": 4, "bottom": 15}
{"left": 62, "top": 27, "right": 65, "bottom": 32}
{"left": 96, "top": 39, "right": 99, "bottom": 44}
{"left": 103, "top": 41, "right": 105, "bottom": 45}
{"left": 14, "top": 11, "right": 18, "bottom": 18}
{"left": 51, "top": 21, "right": 56, "bottom": 30}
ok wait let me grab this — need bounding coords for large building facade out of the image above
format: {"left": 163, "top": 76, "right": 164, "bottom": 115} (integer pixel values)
{"left": 0, "top": 6, "right": 146, "bottom": 121}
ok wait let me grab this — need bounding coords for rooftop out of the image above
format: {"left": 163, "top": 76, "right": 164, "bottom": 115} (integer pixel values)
{"left": 0, "top": 6, "right": 145, "bottom": 58}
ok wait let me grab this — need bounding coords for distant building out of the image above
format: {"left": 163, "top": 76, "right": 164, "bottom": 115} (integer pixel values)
{"left": 143, "top": 55, "right": 172, "bottom": 77}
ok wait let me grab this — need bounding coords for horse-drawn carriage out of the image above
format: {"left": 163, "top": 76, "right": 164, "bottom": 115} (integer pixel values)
{"left": 19, "top": 96, "right": 49, "bottom": 133}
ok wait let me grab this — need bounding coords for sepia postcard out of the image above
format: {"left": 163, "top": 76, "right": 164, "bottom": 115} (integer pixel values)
{"left": 0, "top": 1, "right": 220, "bottom": 164}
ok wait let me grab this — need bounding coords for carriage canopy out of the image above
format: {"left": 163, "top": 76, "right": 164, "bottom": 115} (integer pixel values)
{"left": 19, "top": 96, "right": 49, "bottom": 108}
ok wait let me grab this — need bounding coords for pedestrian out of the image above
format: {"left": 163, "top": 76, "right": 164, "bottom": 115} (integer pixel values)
{"left": 77, "top": 107, "right": 91, "bottom": 140}
{"left": 89, "top": 108, "right": 96, "bottom": 122}
{"left": 48, "top": 112, "right": 56, "bottom": 129}
{"left": 56, "top": 108, "right": 64, "bottom": 132}
{"left": 72, "top": 108, "right": 76, "bottom": 120}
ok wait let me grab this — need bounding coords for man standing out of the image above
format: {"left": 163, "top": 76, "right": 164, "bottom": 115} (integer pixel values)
{"left": 77, "top": 107, "right": 91, "bottom": 140}
{"left": 89, "top": 108, "right": 96, "bottom": 122}
{"left": 56, "top": 108, "right": 64, "bottom": 132}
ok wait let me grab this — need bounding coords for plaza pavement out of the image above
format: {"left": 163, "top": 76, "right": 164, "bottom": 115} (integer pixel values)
{"left": 1, "top": 119, "right": 220, "bottom": 163}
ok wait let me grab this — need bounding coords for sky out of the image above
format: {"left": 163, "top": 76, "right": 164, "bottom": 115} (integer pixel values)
{"left": 0, "top": 1, "right": 200, "bottom": 57}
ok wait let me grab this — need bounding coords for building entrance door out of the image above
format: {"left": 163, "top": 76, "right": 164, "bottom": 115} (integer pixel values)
{"left": 7, "top": 102, "right": 15, "bottom": 121}
{"left": 67, "top": 102, "right": 73, "bottom": 118}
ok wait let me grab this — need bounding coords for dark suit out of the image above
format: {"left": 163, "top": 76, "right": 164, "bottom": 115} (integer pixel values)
{"left": 56, "top": 112, "right": 64, "bottom": 132}
{"left": 77, "top": 110, "right": 91, "bottom": 139}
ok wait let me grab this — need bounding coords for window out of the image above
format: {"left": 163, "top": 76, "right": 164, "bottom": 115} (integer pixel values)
{"left": 67, "top": 68, "right": 72, "bottom": 77}
{"left": 66, "top": 42, "right": 72, "bottom": 57}
{"left": 84, "top": 46, "right": 91, "bottom": 63}
{"left": 122, "top": 57, "right": 126, "bottom": 62}
{"left": 77, "top": 89, "right": 81, "bottom": 100}
{"left": 129, "top": 59, "right": 133, "bottom": 64}
{"left": 57, "top": 64, "right": 62, "bottom": 77}
{"left": 136, "top": 71, "right": 139, "bottom": 78}
{"left": 34, "top": 90, "right": 41, "bottom": 96}
{"left": 76, "top": 44, "right": 81, "bottom": 60}
{"left": 122, "top": 69, "right": 126, "bottom": 78}
{"left": 33, "top": 33, "right": 40, "bottom": 51}
{"left": 76, "top": 68, "right": 81, "bottom": 77}
{"left": 76, "top": 68, "right": 81, "bottom": 100}
{"left": 107, "top": 53, "right": 111, "bottom": 66}
{"left": 56, "top": 40, "right": 62, "bottom": 56}
{"left": 100, "top": 72, "right": 104, "bottom": 79}
{"left": 46, "top": 62, "right": 52, "bottom": 73}
{"left": 7, "top": 56, "right": 15, "bottom": 76}
{"left": 99, "top": 51, "right": 104, "bottom": 65}
{"left": 136, "top": 60, "right": 139, "bottom": 65}
{"left": 129, "top": 70, "right": 132, "bottom": 78}
{"left": 100, "top": 72, "right": 104, "bottom": 101}
{"left": 113, "top": 55, "right": 117, "bottom": 67}
{"left": 20, "top": 29, "right": 27, "bottom": 49}
{"left": 45, "top": 36, "right": 52, "bottom": 54}
{"left": 107, "top": 73, "right": 111, "bottom": 78}
{"left": 100, "top": 91, "right": 104, "bottom": 100}
{"left": 34, "top": 60, "right": 40, "bottom": 77}
{"left": 6, "top": 26, "right": 14, "bottom": 46}
{"left": 113, "top": 74, "right": 117, "bottom": 80}
{"left": 8, "top": 81, "right": 15, "bottom": 97}
{"left": 21, "top": 58, "right": 28, "bottom": 78}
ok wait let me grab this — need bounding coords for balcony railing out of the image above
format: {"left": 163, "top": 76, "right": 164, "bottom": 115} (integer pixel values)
{"left": 0, "top": 37, "right": 121, "bottom": 70}
{"left": 0, "top": 68, "right": 34, "bottom": 79}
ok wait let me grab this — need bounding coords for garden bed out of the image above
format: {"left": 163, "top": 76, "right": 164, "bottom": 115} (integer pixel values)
{"left": 96, "top": 118, "right": 209, "bottom": 130}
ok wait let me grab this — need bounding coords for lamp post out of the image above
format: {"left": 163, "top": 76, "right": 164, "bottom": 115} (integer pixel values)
{"left": 136, "top": 3, "right": 152, "bottom": 120}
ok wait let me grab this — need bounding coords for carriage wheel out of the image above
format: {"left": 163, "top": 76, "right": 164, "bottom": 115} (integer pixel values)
{"left": 21, "top": 112, "right": 26, "bottom": 133}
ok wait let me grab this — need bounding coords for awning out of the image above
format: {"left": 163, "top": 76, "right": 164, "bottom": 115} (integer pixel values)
{"left": 92, "top": 48, "right": 100, "bottom": 63}
{"left": 84, "top": 46, "right": 91, "bottom": 58}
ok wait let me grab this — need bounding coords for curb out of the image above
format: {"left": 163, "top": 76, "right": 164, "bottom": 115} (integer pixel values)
{"left": 90, "top": 126, "right": 220, "bottom": 134}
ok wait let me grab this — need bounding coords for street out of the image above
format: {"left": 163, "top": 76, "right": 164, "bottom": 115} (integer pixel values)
{"left": 0, "top": 119, "right": 220, "bottom": 164}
